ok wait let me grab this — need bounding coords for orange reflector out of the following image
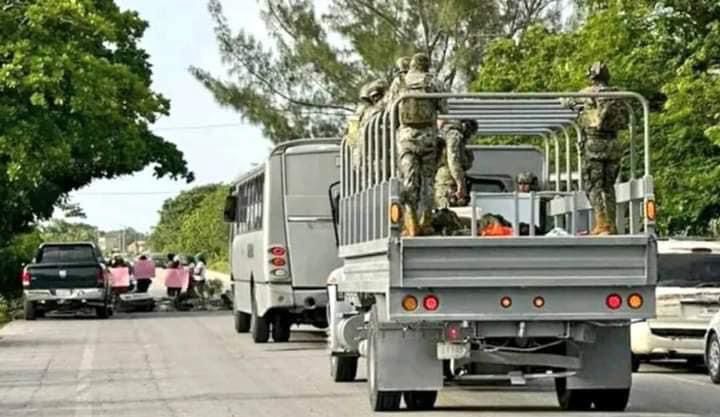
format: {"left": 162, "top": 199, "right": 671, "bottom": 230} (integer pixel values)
{"left": 500, "top": 296, "right": 512, "bottom": 308}
{"left": 645, "top": 200, "right": 656, "bottom": 221}
{"left": 389, "top": 203, "right": 402, "bottom": 224}
{"left": 270, "top": 257, "right": 286, "bottom": 267}
{"left": 628, "top": 293, "right": 644, "bottom": 309}
{"left": 606, "top": 293, "right": 622, "bottom": 310}
{"left": 401, "top": 295, "right": 418, "bottom": 312}
{"left": 532, "top": 296, "right": 545, "bottom": 308}
{"left": 423, "top": 295, "right": 440, "bottom": 311}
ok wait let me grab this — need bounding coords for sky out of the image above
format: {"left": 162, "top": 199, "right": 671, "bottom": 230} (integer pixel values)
{"left": 63, "top": 0, "right": 273, "bottom": 233}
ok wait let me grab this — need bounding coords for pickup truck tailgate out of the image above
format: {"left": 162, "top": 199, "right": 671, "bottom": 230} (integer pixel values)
{"left": 27, "top": 263, "right": 100, "bottom": 290}
{"left": 400, "top": 236, "right": 656, "bottom": 288}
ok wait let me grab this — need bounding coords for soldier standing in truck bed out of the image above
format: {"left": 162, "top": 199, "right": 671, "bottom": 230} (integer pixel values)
{"left": 574, "top": 62, "right": 628, "bottom": 235}
{"left": 396, "top": 53, "right": 446, "bottom": 236}
{"left": 434, "top": 119, "right": 478, "bottom": 208}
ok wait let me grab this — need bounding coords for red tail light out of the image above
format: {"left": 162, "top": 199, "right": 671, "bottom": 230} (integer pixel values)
{"left": 269, "top": 246, "right": 286, "bottom": 257}
{"left": 96, "top": 268, "right": 105, "bottom": 286}
{"left": 606, "top": 293, "right": 622, "bottom": 310}
{"left": 21, "top": 269, "right": 31, "bottom": 288}
{"left": 423, "top": 295, "right": 440, "bottom": 311}
{"left": 271, "top": 257, "right": 286, "bottom": 267}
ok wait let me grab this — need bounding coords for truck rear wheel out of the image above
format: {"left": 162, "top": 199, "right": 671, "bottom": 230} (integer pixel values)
{"left": 23, "top": 301, "right": 36, "bottom": 321}
{"left": 555, "top": 378, "right": 592, "bottom": 411}
{"left": 403, "top": 391, "right": 437, "bottom": 410}
{"left": 331, "top": 355, "right": 358, "bottom": 382}
{"left": 592, "top": 388, "right": 630, "bottom": 411}
{"left": 367, "top": 309, "right": 401, "bottom": 411}
{"left": 271, "top": 313, "right": 291, "bottom": 342}
{"left": 234, "top": 311, "right": 251, "bottom": 333}
{"left": 251, "top": 309, "right": 269, "bottom": 343}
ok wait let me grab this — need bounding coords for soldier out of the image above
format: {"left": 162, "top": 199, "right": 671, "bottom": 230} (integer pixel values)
{"left": 358, "top": 79, "right": 388, "bottom": 171}
{"left": 573, "top": 62, "right": 627, "bottom": 235}
{"left": 516, "top": 172, "right": 539, "bottom": 193}
{"left": 385, "top": 56, "right": 411, "bottom": 113}
{"left": 434, "top": 119, "right": 478, "bottom": 208}
{"left": 344, "top": 83, "right": 372, "bottom": 168}
{"left": 396, "top": 53, "right": 446, "bottom": 236}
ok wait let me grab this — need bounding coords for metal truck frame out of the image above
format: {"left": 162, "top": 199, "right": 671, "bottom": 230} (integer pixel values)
{"left": 327, "top": 92, "right": 657, "bottom": 412}
{"left": 225, "top": 139, "right": 341, "bottom": 343}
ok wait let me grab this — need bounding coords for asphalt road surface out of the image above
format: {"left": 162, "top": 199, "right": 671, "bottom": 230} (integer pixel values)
{"left": 1, "top": 312, "right": 718, "bottom": 417}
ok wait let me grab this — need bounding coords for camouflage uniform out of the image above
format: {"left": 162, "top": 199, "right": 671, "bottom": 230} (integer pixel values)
{"left": 357, "top": 80, "right": 388, "bottom": 173}
{"left": 434, "top": 120, "right": 476, "bottom": 208}
{"left": 396, "top": 53, "right": 446, "bottom": 236}
{"left": 575, "top": 63, "right": 627, "bottom": 235}
{"left": 516, "top": 171, "right": 539, "bottom": 193}
{"left": 385, "top": 57, "right": 410, "bottom": 114}
{"left": 344, "top": 83, "right": 372, "bottom": 169}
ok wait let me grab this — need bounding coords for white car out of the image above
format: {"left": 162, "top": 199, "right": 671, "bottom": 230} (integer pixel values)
{"left": 631, "top": 238, "right": 720, "bottom": 371}
{"left": 704, "top": 311, "right": 720, "bottom": 382}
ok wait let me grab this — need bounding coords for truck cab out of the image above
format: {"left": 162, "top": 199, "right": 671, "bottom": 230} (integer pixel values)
{"left": 23, "top": 242, "right": 111, "bottom": 319}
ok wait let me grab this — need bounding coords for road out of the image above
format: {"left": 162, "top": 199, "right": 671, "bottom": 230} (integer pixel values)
{"left": 0, "top": 313, "right": 717, "bottom": 417}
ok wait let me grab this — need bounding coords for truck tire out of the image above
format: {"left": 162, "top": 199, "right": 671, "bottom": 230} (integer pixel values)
{"left": 251, "top": 308, "right": 270, "bottom": 343}
{"left": 234, "top": 311, "right": 251, "bottom": 333}
{"left": 23, "top": 301, "right": 36, "bottom": 321}
{"left": 96, "top": 306, "right": 109, "bottom": 319}
{"left": 591, "top": 388, "right": 630, "bottom": 411}
{"left": 367, "top": 308, "right": 401, "bottom": 411}
{"left": 271, "top": 313, "right": 291, "bottom": 343}
{"left": 403, "top": 391, "right": 437, "bottom": 410}
{"left": 331, "top": 356, "right": 358, "bottom": 382}
{"left": 555, "top": 378, "right": 592, "bottom": 411}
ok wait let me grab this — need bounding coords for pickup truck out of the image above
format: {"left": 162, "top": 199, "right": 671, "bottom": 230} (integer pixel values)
{"left": 22, "top": 242, "right": 112, "bottom": 320}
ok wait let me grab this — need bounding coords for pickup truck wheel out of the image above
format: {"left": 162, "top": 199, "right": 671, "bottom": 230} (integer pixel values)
{"left": 23, "top": 301, "right": 36, "bottom": 321}
{"left": 271, "top": 313, "right": 291, "bottom": 343}
{"left": 591, "top": 388, "right": 631, "bottom": 411}
{"left": 234, "top": 311, "right": 251, "bottom": 333}
{"left": 35, "top": 309, "right": 45, "bottom": 318}
{"left": 555, "top": 378, "right": 592, "bottom": 411}
{"left": 707, "top": 333, "right": 720, "bottom": 384}
{"left": 331, "top": 355, "right": 358, "bottom": 382}
{"left": 403, "top": 391, "right": 437, "bottom": 410}
{"left": 367, "top": 309, "right": 401, "bottom": 411}
{"left": 96, "top": 306, "right": 109, "bottom": 319}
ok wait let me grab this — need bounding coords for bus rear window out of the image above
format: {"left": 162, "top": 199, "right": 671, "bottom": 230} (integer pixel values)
{"left": 285, "top": 152, "right": 339, "bottom": 195}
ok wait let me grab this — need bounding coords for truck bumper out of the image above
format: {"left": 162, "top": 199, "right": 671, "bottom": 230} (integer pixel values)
{"left": 24, "top": 289, "right": 106, "bottom": 304}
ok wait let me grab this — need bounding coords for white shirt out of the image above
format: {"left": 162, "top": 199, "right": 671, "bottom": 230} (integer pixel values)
{"left": 193, "top": 261, "right": 207, "bottom": 281}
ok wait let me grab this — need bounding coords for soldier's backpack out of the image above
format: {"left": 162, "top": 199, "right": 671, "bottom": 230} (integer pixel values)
{"left": 399, "top": 71, "right": 437, "bottom": 126}
{"left": 581, "top": 85, "right": 628, "bottom": 131}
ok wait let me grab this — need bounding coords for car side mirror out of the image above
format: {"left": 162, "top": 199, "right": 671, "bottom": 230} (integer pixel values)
{"left": 223, "top": 195, "right": 238, "bottom": 222}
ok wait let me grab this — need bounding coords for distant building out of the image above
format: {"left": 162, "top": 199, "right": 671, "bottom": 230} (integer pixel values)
{"left": 127, "top": 240, "right": 147, "bottom": 255}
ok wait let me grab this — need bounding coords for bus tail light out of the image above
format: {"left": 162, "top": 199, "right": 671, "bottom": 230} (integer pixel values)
{"left": 606, "top": 293, "right": 622, "bottom": 310}
{"left": 269, "top": 246, "right": 286, "bottom": 257}
{"left": 628, "top": 293, "right": 643, "bottom": 309}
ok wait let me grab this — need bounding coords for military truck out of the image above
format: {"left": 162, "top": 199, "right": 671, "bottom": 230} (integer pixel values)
{"left": 326, "top": 92, "right": 657, "bottom": 412}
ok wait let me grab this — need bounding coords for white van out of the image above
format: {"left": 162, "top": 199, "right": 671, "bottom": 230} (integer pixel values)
{"left": 224, "top": 139, "right": 342, "bottom": 343}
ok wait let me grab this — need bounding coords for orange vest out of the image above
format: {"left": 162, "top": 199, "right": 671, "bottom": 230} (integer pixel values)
{"left": 480, "top": 223, "right": 513, "bottom": 236}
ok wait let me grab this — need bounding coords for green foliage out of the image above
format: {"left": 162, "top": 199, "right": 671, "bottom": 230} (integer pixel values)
{"left": 192, "top": 0, "right": 562, "bottom": 143}
{"left": 0, "top": 0, "right": 193, "bottom": 246}
{"left": 0, "top": 230, "right": 43, "bottom": 299}
{"left": 149, "top": 184, "right": 230, "bottom": 266}
{"left": 473, "top": 1, "right": 720, "bottom": 235}
{"left": 39, "top": 220, "right": 98, "bottom": 244}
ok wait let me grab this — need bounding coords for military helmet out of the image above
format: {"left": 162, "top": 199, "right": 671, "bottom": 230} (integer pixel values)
{"left": 587, "top": 62, "right": 610, "bottom": 83}
{"left": 461, "top": 119, "right": 479, "bottom": 136}
{"left": 395, "top": 56, "right": 411, "bottom": 74}
{"left": 516, "top": 171, "right": 538, "bottom": 185}
{"left": 409, "top": 53, "right": 431, "bottom": 71}
{"left": 366, "top": 79, "right": 388, "bottom": 100}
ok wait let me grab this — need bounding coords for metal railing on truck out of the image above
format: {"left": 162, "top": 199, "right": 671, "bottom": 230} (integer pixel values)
{"left": 338, "top": 92, "right": 655, "bottom": 249}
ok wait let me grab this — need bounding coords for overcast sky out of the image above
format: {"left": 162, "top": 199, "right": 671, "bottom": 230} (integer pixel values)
{"left": 64, "top": 0, "right": 272, "bottom": 232}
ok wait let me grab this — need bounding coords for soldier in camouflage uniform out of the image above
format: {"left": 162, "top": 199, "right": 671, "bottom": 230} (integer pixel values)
{"left": 385, "top": 56, "right": 411, "bottom": 113}
{"left": 573, "top": 63, "right": 628, "bottom": 235}
{"left": 344, "top": 83, "right": 373, "bottom": 169}
{"left": 358, "top": 80, "right": 388, "bottom": 171}
{"left": 434, "top": 119, "right": 478, "bottom": 208}
{"left": 396, "top": 53, "right": 446, "bottom": 236}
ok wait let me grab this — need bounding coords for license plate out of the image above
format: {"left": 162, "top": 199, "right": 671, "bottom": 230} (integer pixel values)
{"left": 436, "top": 342, "right": 470, "bottom": 360}
{"left": 55, "top": 289, "right": 71, "bottom": 297}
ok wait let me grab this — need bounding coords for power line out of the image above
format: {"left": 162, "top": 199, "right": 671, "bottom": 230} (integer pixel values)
{"left": 75, "top": 191, "right": 179, "bottom": 196}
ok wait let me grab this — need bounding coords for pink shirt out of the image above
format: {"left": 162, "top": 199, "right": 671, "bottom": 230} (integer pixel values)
{"left": 110, "top": 267, "right": 130, "bottom": 288}
{"left": 133, "top": 259, "right": 156, "bottom": 279}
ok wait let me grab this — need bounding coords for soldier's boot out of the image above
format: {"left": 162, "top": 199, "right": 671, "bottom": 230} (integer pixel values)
{"left": 402, "top": 208, "right": 419, "bottom": 237}
{"left": 592, "top": 211, "right": 613, "bottom": 236}
{"left": 418, "top": 211, "right": 435, "bottom": 236}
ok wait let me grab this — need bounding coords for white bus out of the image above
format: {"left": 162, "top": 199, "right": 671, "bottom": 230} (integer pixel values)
{"left": 223, "top": 139, "right": 341, "bottom": 343}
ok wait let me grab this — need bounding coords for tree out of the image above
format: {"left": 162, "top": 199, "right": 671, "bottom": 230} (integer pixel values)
{"left": 191, "top": 0, "right": 561, "bottom": 143}
{"left": 39, "top": 220, "right": 98, "bottom": 244}
{"left": 473, "top": 0, "right": 720, "bottom": 234}
{"left": 0, "top": 0, "right": 193, "bottom": 245}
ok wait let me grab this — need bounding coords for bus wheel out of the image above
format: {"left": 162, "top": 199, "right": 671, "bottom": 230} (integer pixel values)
{"left": 234, "top": 311, "right": 251, "bottom": 333}
{"left": 272, "top": 313, "right": 291, "bottom": 342}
